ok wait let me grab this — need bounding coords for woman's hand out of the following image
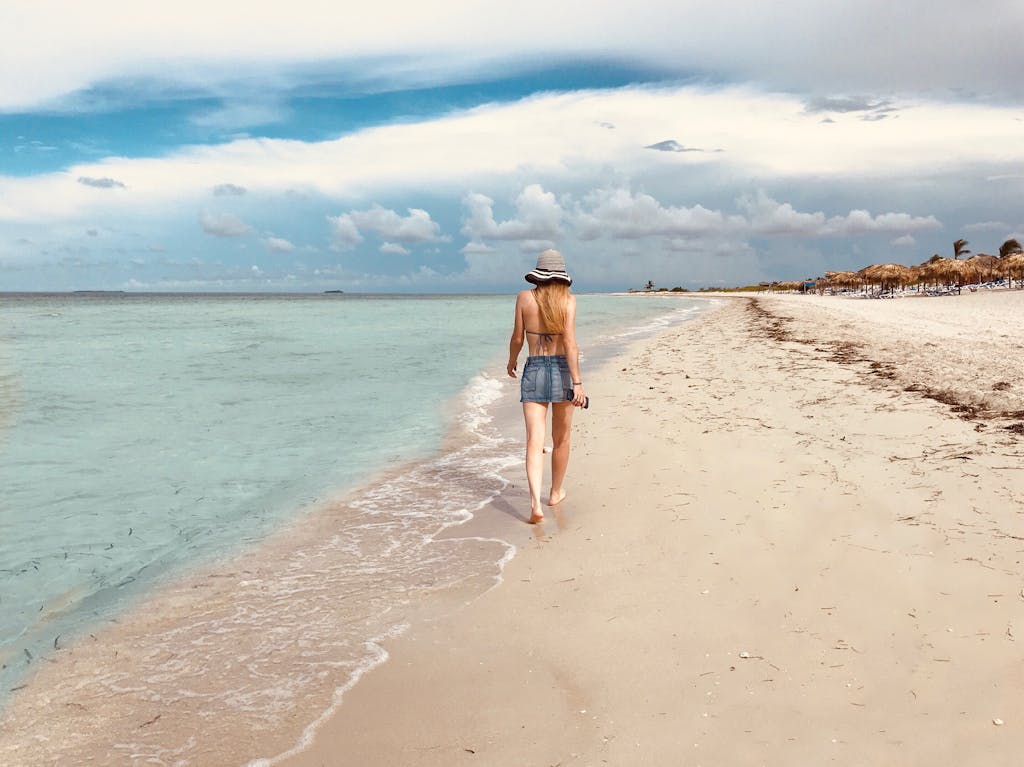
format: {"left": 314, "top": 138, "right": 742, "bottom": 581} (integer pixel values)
{"left": 571, "top": 384, "right": 586, "bottom": 407}
{"left": 507, "top": 360, "right": 517, "bottom": 378}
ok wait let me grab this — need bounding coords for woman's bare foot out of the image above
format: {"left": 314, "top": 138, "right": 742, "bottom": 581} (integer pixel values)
{"left": 529, "top": 506, "right": 545, "bottom": 524}
{"left": 547, "top": 488, "right": 567, "bottom": 507}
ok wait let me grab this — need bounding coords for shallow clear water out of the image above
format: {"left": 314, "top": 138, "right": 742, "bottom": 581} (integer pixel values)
{"left": 0, "top": 292, "right": 708, "bottom": 703}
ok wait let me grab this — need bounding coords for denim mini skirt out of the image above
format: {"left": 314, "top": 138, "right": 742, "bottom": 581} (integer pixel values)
{"left": 520, "top": 355, "right": 572, "bottom": 403}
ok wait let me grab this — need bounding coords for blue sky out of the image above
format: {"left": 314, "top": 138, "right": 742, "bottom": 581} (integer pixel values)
{"left": 2, "top": 1, "right": 1024, "bottom": 292}
{"left": 2, "top": 60, "right": 676, "bottom": 175}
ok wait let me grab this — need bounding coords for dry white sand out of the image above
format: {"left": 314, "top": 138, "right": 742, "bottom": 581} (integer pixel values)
{"left": 758, "top": 290, "right": 1024, "bottom": 417}
{"left": 284, "top": 292, "right": 1024, "bottom": 767}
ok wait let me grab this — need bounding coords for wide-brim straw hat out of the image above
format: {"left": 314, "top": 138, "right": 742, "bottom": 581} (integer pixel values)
{"left": 525, "top": 249, "right": 572, "bottom": 286}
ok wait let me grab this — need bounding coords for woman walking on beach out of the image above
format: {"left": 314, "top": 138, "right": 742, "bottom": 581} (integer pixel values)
{"left": 507, "top": 249, "right": 587, "bottom": 524}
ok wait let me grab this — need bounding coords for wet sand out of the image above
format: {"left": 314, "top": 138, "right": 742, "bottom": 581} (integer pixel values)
{"left": 284, "top": 292, "right": 1024, "bottom": 766}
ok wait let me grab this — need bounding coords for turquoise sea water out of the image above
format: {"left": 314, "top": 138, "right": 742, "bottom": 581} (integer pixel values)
{"left": 0, "top": 292, "right": 709, "bottom": 762}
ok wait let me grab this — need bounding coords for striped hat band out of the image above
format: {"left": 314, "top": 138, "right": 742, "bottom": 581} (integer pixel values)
{"left": 525, "top": 267, "right": 572, "bottom": 286}
{"left": 525, "top": 249, "right": 572, "bottom": 286}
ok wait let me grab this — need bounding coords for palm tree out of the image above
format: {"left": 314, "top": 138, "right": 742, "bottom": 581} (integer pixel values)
{"left": 999, "top": 238, "right": 1022, "bottom": 259}
{"left": 1000, "top": 239, "right": 1023, "bottom": 288}
{"left": 644, "top": 280, "right": 655, "bottom": 291}
{"left": 953, "top": 238, "right": 970, "bottom": 259}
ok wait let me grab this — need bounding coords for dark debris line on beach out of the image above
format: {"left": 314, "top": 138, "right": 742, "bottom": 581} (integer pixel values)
{"left": 744, "top": 298, "right": 1024, "bottom": 436}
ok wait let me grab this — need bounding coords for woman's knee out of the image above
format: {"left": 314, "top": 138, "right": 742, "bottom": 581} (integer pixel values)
{"left": 525, "top": 426, "right": 547, "bottom": 449}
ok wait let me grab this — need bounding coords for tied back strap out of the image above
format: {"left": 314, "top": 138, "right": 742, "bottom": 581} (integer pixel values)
{"left": 525, "top": 329, "right": 560, "bottom": 355}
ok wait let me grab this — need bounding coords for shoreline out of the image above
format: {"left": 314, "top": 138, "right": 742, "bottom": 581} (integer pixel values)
{"left": 281, "top": 292, "right": 1023, "bottom": 766}
{"left": 0, "top": 296, "right": 712, "bottom": 766}
{"left": 0, "top": 365, "right": 524, "bottom": 766}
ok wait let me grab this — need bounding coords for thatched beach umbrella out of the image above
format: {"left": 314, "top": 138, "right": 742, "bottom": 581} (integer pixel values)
{"left": 825, "top": 270, "right": 860, "bottom": 291}
{"left": 949, "top": 258, "right": 971, "bottom": 288}
{"left": 1005, "top": 252, "right": 1024, "bottom": 289}
{"left": 936, "top": 258, "right": 967, "bottom": 286}
{"left": 854, "top": 266, "right": 875, "bottom": 294}
{"left": 861, "top": 263, "right": 913, "bottom": 294}
{"left": 919, "top": 257, "right": 967, "bottom": 291}
{"left": 859, "top": 265, "right": 889, "bottom": 290}
{"left": 877, "top": 263, "right": 912, "bottom": 287}
{"left": 964, "top": 254, "right": 1001, "bottom": 283}
{"left": 917, "top": 258, "right": 943, "bottom": 288}
{"left": 916, "top": 260, "right": 938, "bottom": 287}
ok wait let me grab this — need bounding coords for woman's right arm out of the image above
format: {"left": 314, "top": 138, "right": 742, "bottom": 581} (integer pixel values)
{"left": 562, "top": 295, "right": 586, "bottom": 406}
{"left": 507, "top": 291, "right": 525, "bottom": 378}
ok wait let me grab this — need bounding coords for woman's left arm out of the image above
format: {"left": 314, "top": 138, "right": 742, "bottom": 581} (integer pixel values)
{"left": 563, "top": 295, "right": 586, "bottom": 406}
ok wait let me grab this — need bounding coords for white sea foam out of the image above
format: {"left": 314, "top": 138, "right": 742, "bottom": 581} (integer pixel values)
{"left": 245, "top": 624, "right": 406, "bottom": 767}
{"left": 458, "top": 373, "right": 506, "bottom": 436}
{"left": 601, "top": 301, "right": 712, "bottom": 342}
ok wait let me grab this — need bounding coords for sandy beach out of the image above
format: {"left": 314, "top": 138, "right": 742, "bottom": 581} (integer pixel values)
{"left": 284, "top": 291, "right": 1024, "bottom": 767}
{"left": 3, "top": 291, "right": 1022, "bottom": 766}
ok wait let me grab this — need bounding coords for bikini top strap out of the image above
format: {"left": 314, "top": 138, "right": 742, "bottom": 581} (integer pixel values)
{"left": 525, "top": 329, "right": 560, "bottom": 354}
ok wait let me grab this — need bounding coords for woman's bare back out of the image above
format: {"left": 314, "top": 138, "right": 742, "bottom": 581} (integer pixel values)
{"left": 519, "top": 289, "right": 569, "bottom": 356}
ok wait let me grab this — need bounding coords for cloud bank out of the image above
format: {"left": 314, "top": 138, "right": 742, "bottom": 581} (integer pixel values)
{"left": 3, "top": 85, "right": 1021, "bottom": 226}
{"left": 4, "top": 1, "right": 1024, "bottom": 112}
{"left": 4, "top": 3, "right": 1024, "bottom": 291}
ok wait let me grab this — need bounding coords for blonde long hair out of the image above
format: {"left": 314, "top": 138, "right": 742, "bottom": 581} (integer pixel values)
{"left": 533, "top": 282, "right": 569, "bottom": 334}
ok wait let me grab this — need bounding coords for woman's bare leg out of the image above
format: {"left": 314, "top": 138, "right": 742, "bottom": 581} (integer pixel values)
{"left": 548, "top": 401, "right": 574, "bottom": 505}
{"left": 523, "top": 402, "right": 549, "bottom": 523}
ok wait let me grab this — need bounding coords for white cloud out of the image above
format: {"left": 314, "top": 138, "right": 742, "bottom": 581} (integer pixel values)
{"left": 460, "top": 241, "right": 495, "bottom": 255}
{"left": 820, "top": 209, "right": 941, "bottom": 236}
{"left": 465, "top": 185, "right": 945, "bottom": 250}
{"left": 518, "top": 239, "right": 556, "bottom": 253}
{"left": 738, "top": 191, "right": 941, "bottom": 237}
{"left": 891, "top": 234, "right": 916, "bottom": 247}
{"left": 737, "top": 192, "right": 825, "bottom": 236}
{"left": 575, "top": 188, "right": 732, "bottom": 240}
{"left": 265, "top": 236, "right": 296, "bottom": 253}
{"left": 461, "top": 184, "right": 563, "bottom": 241}
{"left": 963, "top": 220, "right": 1009, "bottom": 232}
{"left": 379, "top": 242, "right": 410, "bottom": 255}
{"left": 199, "top": 210, "right": 253, "bottom": 237}
{"left": 348, "top": 206, "right": 443, "bottom": 243}
{"left": 326, "top": 214, "right": 363, "bottom": 250}
{"left": 328, "top": 205, "right": 442, "bottom": 251}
